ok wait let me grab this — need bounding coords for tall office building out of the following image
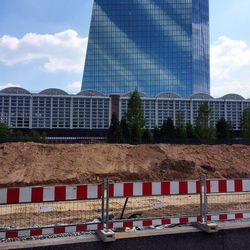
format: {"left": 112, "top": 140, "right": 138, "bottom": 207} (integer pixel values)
{"left": 82, "top": 0, "right": 210, "bottom": 97}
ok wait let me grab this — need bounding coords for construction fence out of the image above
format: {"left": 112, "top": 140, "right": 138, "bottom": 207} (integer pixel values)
{"left": 1, "top": 176, "right": 250, "bottom": 239}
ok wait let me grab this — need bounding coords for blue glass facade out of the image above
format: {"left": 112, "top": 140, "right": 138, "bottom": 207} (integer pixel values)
{"left": 192, "top": 0, "right": 210, "bottom": 94}
{"left": 82, "top": 0, "right": 210, "bottom": 97}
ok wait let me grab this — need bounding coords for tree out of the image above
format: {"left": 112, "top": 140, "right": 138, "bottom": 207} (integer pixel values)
{"left": 194, "top": 102, "right": 215, "bottom": 141}
{"left": 41, "top": 131, "right": 48, "bottom": 143}
{"left": 175, "top": 110, "right": 185, "bottom": 128}
{"left": 242, "top": 108, "right": 250, "bottom": 139}
{"left": 175, "top": 126, "right": 187, "bottom": 140}
{"left": 196, "top": 102, "right": 212, "bottom": 128}
{"left": 161, "top": 118, "right": 175, "bottom": 141}
{"left": 142, "top": 128, "right": 152, "bottom": 144}
{"left": 126, "top": 90, "right": 145, "bottom": 142}
{"left": 175, "top": 110, "right": 187, "bottom": 140}
{"left": 216, "top": 118, "right": 231, "bottom": 141}
{"left": 107, "top": 113, "right": 122, "bottom": 143}
{"left": 130, "top": 123, "right": 141, "bottom": 144}
{"left": 0, "top": 123, "right": 11, "bottom": 141}
{"left": 30, "top": 130, "right": 41, "bottom": 142}
{"left": 120, "top": 115, "right": 129, "bottom": 141}
{"left": 186, "top": 123, "right": 195, "bottom": 140}
{"left": 195, "top": 123, "right": 216, "bottom": 141}
{"left": 15, "top": 130, "right": 24, "bottom": 141}
{"left": 153, "top": 127, "right": 161, "bottom": 143}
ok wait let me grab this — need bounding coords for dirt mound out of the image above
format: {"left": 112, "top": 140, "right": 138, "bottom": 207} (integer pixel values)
{"left": 0, "top": 143, "right": 249, "bottom": 187}
{"left": 158, "top": 159, "right": 195, "bottom": 174}
{"left": 200, "top": 164, "right": 216, "bottom": 173}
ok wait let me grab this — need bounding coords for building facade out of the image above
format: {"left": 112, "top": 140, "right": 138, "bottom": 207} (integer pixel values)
{"left": 0, "top": 88, "right": 249, "bottom": 135}
{"left": 120, "top": 93, "right": 248, "bottom": 131}
{"left": 0, "top": 88, "right": 111, "bottom": 136}
{"left": 82, "top": 0, "right": 210, "bottom": 97}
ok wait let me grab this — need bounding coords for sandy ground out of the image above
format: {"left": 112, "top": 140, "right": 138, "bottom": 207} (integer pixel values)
{"left": 0, "top": 143, "right": 250, "bottom": 187}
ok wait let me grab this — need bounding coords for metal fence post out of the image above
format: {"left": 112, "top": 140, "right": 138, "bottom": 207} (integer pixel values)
{"left": 97, "top": 177, "right": 116, "bottom": 242}
{"left": 199, "top": 175, "right": 208, "bottom": 223}
{"left": 199, "top": 175, "right": 204, "bottom": 223}
{"left": 100, "top": 178, "right": 110, "bottom": 230}
{"left": 195, "top": 175, "right": 218, "bottom": 233}
{"left": 203, "top": 175, "right": 208, "bottom": 222}
{"left": 101, "top": 178, "right": 105, "bottom": 230}
{"left": 105, "top": 178, "right": 110, "bottom": 229}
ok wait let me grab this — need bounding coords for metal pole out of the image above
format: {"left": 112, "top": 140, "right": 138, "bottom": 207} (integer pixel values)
{"left": 199, "top": 175, "right": 204, "bottom": 223}
{"left": 105, "top": 178, "right": 110, "bottom": 230}
{"left": 101, "top": 178, "right": 105, "bottom": 230}
{"left": 120, "top": 198, "right": 129, "bottom": 219}
{"left": 204, "top": 175, "right": 208, "bottom": 222}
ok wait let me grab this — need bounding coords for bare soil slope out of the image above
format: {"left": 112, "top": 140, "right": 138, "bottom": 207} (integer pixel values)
{"left": 0, "top": 143, "right": 249, "bottom": 187}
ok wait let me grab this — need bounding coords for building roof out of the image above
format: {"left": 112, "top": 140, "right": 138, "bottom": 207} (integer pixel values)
{"left": 190, "top": 93, "right": 214, "bottom": 99}
{"left": 122, "top": 91, "right": 148, "bottom": 97}
{"left": 220, "top": 94, "right": 245, "bottom": 100}
{"left": 77, "top": 90, "right": 105, "bottom": 96}
{"left": 39, "top": 88, "right": 69, "bottom": 95}
{"left": 0, "top": 87, "right": 249, "bottom": 101}
{"left": 157, "top": 92, "right": 181, "bottom": 98}
{"left": 0, "top": 87, "right": 31, "bottom": 95}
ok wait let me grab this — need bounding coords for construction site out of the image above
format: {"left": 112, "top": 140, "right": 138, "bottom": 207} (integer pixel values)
{"left": 0, "top": 143, "right": 250, "bottom": 249}
{"left": 1, "top": 143, "right": 249, "bottom": 187}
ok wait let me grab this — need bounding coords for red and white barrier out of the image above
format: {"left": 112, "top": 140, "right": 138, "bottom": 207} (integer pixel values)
{"left": 207, "top": 212, "right": 250, "bottom": 222}
{"left": 0, "top": 184, "right": 102, "bottom": 204}
{"left": 2, "top": 211, "right": 250, "bottom": 239}
{"left": 206, "top": 179, "right": 250, "bottom": 194}
{"left": 1, "top": 211, "right": 250, "bottom": 239}
{"left": 2, "top": 179, "right": 249, "bottom": 204}
{"left": 2, "top": 179, "right": 250, "bottom": 240}
{"left": 109, "top": 211, "right": 250, "bottom": 230}
{"left": 109, "top": 180, "right": 200, "bottom": 198}
{"left": 0, "top": 223, "right": 102, "bottom": 239}
{"left": 109, "top": 216, "right": 200, "bottom": 230}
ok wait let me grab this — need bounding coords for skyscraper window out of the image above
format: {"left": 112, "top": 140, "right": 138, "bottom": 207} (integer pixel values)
{"left": 82, "top": 0, "right": 210, "bottom": 97}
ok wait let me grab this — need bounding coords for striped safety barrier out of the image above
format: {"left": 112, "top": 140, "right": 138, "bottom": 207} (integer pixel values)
{"left": 206, "top": 179, "right": 250, "bottom": 194}
{"left": 108, "top": 211, "right": 250, "bottom": 230}
{"left": 2, "top": 211, "right": 250, "bottom": 240}
{"left": 207, "top": 212, "right": 250, "bottom": 222}
{"left": 109, "top": 180, "right": 200, "bottom": 198}
{"left": 0, "top": 223, "right": 102, "bottom": 240}
{"left": 0, "top": 184, "right": 102, "bottom": 204}
{"left": 1, "top": 179, "right": 250, "bottom": 240}
{"left": 108, "top": 216, "right": 200, "bottom": 229}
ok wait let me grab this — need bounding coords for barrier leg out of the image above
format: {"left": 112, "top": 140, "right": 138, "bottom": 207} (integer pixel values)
{"left": 204, "top": 175, "right": 208, "bottom": 223}
{"left": 101, "top": 178, "right": 105, "bottom": 230}
{"left": 200, "top": 175, "right": 204, "bottom": 223}
{"left": 193, "top": 175, "right": 218, "bottom": 233}
{"left": 105, "top": 178, "right": 110, "bottom": 228}
{"left": 97, "top": 178, "right": 116, "bottom": 242}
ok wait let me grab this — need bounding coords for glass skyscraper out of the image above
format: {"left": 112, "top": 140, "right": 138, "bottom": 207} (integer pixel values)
{"left": 82, "top": 0, "right": 210, "bottom": 97}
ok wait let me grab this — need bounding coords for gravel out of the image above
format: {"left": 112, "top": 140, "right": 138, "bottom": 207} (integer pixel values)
{"left": 0, "top": 230, "right": 96, "bottom": 243}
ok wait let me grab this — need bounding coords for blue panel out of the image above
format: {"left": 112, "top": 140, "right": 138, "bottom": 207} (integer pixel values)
{"left": 82, "top": 0, "right": 210, "bottom": 97}
{"left": 192, "top": 0, "right": 210, "bottom": 94}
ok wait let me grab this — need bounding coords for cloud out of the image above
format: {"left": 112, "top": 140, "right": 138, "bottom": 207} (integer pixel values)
{"left": 66, "top": 81, "right": 81, "bottom": 94}
{"left": 0, "top": 83, "right": 22, "bottom": 90}
{"left": 0, "top": 30, "right": 88, "bottom": 73}
{"left": 211, "top": 36, "right": 250, "bottom": 98}
{"left": 2, "top": 31, "right": 250, "bottom": 98}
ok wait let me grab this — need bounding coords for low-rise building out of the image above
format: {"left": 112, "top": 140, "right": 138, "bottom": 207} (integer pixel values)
{"left": 0, "top": 87, "right": 249, "bottom": 136}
